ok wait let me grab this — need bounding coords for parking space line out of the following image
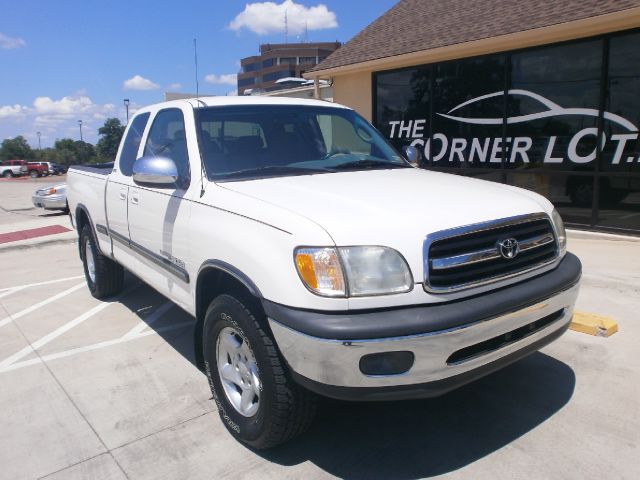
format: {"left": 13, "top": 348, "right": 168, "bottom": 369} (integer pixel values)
{"left": 0, "top": 301, "right": 113, "bottom": 369}
{"left": 122, "top": 301, "right": 174, "bottom": 339}
{"left": 0, "top": 317, "right": 194, "bottom": 373}
{"left": 0, "top": 274, "right": 85, "bottom": 293}
{"left": 0, "top": 282, "right": 86, "bottom": 328}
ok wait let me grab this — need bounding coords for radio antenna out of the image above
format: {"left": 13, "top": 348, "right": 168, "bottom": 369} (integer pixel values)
{"left": 284, "top": 10, "right": 288, "bottom": 43}
{"left": 193, "top": 38, "right": 199, "bottom": 100}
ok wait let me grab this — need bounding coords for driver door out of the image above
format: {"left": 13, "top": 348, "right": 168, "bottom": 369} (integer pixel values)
{"left": 127, "top": 107, "right": 193, "bottom": 309}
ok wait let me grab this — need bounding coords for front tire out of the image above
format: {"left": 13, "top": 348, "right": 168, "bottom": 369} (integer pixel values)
{"left": 3, "top": 170, "right": 13, "bottom": 178}
{"left": 203, "top": 294, "right": 316, "bottom": 449}
{"left": 80, "top": 224, "right": 124, "bottom": 299}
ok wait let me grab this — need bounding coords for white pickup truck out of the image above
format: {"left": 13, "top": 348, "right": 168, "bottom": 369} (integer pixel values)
{"left": 67, "top": 97, "right": 581, "bottom": 449}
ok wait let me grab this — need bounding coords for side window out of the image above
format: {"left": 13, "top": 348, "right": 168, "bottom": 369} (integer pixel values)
{"left": 143, "top": 109, "right": 190, "bottom": 187}
{"left": 119, "top": 113, "right": 150, "bottom": 176}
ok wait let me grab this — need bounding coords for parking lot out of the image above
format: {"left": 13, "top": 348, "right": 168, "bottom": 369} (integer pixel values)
{"left": 0, "top": 177, "right": 639, "bottom": 480}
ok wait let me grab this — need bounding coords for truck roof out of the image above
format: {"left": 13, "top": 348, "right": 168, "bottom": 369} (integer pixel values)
{"left": 137, "top": 95, "right": 351, "bottom": 113}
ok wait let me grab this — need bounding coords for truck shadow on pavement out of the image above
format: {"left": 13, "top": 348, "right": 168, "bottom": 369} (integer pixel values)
{"left": 258, "top": 351, "right": 575, "bottom": 479}
{"left": 116, "top": 279, "right": 575, "bottom": 479}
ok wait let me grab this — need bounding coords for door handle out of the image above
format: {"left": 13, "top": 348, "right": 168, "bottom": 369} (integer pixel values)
{"left": 131, "top": 192, "right": 139, "bottom": 205}
{"left": 118, "top": 189, "right": 126, "bottom": 201}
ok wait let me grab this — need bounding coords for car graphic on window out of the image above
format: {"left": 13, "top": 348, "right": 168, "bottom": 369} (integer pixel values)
{"left": 437, "top": 89, "right": 638, "bottom": 132}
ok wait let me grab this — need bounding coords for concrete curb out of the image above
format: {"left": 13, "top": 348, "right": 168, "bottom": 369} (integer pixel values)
{"left": 570, "top": 311, "right": 619, "bottom": 337}
{"left": 567, "top": 228, "right": 640, "bottom": 242}
{"left": 0, "top": 236, "right": 77, "bottom": 253}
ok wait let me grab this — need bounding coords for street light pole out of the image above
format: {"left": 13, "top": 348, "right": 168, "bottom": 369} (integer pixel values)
{"left": 37, "top": 131, "right": 41, "bottom": 150}
{"left": 124, "top": 98, "right": 130, "bottom": 124}
{"left": 78, "top": 120, "right": 83, "bottom": 142}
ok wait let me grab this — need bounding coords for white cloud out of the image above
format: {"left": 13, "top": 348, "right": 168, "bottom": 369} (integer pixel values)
{"left": 0, "top": 104, "right": 29, "bottom": 119}
{"left": 0, "top": 32, "right": 26, "bottom": 49}
{"left": 34, "top": 95, "right": 95, "bottom": 115}
{"left": 166, "top": 82, "right": 183, "bottom": 91}
{"left": 205, "top": 73, "right": 237, "bottom": 85}
{"left": 229, "top": 0, "right": 337, "bottom": 35}
{"left": 0, "top": 94, "right": 122, "bottom": 146}
{"left": 123, "top": 75, "right": 160, "bottom": 91}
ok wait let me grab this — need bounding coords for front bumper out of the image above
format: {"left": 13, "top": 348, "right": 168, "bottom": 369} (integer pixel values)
{"left": 266, "top": 253, "right": 581, "bottom": 401}
{"left": 32, "top": 193, "right": 66, "bottom": 210}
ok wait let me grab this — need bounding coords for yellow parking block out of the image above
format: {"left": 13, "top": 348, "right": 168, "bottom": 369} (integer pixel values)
{"left": 570, "top": 311, "right": 618, "bottom": 337}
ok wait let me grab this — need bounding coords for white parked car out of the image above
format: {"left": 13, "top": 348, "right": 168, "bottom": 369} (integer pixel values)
{"left": 66, "top": 97, "right": 581, "bottom": 449}
{"left": 32, "top": 183, "right": 68, "bottom": 211}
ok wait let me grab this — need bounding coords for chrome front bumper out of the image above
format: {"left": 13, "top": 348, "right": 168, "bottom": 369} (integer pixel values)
{"left": 269, "top": 282, "right": 579, "bottom": 392}
{"left": 32, "top": 193, "right": 66, "bottom": 210}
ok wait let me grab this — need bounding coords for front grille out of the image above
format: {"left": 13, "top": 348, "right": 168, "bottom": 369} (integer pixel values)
{"left": 425, "top": 214, "right": 558, "bottom": 292}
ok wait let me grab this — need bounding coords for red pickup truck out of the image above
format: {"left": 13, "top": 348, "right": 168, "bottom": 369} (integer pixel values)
{"left": 26, "top": 162, "right": 49, "bottom": 177}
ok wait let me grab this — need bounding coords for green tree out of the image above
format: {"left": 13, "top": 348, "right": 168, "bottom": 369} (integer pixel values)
{"left": 48, "top": 138, "right": 96, "bottom": 165}
{"left": 74, "top": 140, "right": 96, "bottom": 164}
{"left": 96, "top": 118, "right": 125, "bottom": 161}
{"left": 0, "top": 135, "right": 35, "bottom": 160}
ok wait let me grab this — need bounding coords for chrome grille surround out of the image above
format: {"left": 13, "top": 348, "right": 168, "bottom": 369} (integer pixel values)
{"left": 423, "top": 213, "right": 561, "bottom": 293}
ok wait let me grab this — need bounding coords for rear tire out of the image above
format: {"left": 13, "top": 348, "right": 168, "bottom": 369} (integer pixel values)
{"left": 80, "top": 224, "right": 124, "bottom": 299}
{"left": 3, "top": 170, "right": 13, "bottom": 178}
{"left": 203, "top": 294, "right": 316, "bottom": 449}
{"left": 29, "top": 170, "right": 38, "bottom": 178}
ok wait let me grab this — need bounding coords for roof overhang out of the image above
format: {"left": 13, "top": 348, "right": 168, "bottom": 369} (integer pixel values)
{"left": 305, "top": 7, "right": 640, "bottom": 79}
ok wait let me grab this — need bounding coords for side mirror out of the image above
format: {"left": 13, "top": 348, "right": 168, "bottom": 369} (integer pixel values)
{"left": 132, "top": 156, "right": 178, "bottom": 187}
{"left": 403, "top": 145, "right": 422, "bottom": 167}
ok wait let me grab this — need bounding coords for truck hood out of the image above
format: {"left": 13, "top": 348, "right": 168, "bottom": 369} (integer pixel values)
{"left": 220, "top": 168, "right": 551, "bottom": 278}
{"left": 221, "top": 168, "right": 550, "bottom": 241}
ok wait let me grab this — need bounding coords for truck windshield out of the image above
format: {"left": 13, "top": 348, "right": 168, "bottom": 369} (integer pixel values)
{"left": 194, "top": 105, "right": 409, "bottom": 181}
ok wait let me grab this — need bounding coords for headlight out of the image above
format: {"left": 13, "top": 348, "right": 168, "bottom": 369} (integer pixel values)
{"left": 294, "top": 247, "right": 346, "bottom": 297}
{"left": 551, "top": 209, "right": 567, "bottom": 257}
{"left": 294, "top": 246, "right": 413, "bottom": 297}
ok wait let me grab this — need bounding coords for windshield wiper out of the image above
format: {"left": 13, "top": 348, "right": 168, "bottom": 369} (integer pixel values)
{"left": 332, "top": 159, "right": 410, "bottom": 170}
{"left": 214, "top": 165, "right": 331, "bottom": 180}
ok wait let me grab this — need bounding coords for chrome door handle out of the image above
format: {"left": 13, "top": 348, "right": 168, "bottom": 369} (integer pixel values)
{"left": 131, "top": 192, "right": 139, "bottom": 205}
{"left": 118, "top": 189, "right": 126, "bottom": 201}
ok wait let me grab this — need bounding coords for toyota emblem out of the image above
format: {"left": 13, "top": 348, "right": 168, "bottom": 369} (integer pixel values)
{"left": 498, "top": 238, "right": 520, "bottom": 259}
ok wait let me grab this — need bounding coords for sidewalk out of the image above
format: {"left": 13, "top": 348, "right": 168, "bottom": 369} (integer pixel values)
{"left": 0, "top": 176, "right": 76, "bottom": 251}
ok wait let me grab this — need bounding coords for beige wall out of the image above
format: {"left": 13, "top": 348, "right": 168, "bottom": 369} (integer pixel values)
{"left": 332, "top": 71, "right": 372, "bottom": 121}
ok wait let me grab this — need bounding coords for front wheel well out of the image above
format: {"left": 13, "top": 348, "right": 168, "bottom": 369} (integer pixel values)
{"left": 194, "top": 266, "right": 264, "bottom": 370}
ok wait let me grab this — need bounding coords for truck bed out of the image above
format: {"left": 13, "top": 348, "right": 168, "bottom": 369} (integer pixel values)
{"left": 69, "top": 163, "right": 114, "bottom": 175}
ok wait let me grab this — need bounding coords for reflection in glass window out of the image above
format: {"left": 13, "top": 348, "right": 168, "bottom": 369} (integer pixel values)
{"left": 507, "top": 40, "right": 602, "bottom": 172}
{"left": 374, "top": 66, "right": 431, "bottom": 153}
{"left": 119, "top": 113, "right": 150, "bottom": 177}
{"left": 432, "top": 55, "right": 505, "bottom": 169}
{"left": 144, "top": 109, "right": 190, "bottom": 188}
{"left": 603, "top": 32, "right": 640, "bottom": 174}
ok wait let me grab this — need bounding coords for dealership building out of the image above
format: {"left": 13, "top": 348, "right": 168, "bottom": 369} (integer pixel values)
{"left": 306, "top": 0, "right": 640, "bottom": 234}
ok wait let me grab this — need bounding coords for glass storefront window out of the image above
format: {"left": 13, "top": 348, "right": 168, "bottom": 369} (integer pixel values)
{"left": 372, "top": 29, "right": 640, "bottom": 234}
{"left": 506, "top": 172, "right": 593, "bottom": 226}
{"left": 602, "top": 32, "right": 640, "bottom": 174}
{"left": 431, "top": 55, "right": 505, "bottom": 169}
{"left": 507, "top": 40, "right": 602, "bottom": 173}
{"left": 375, "top": 66, "right": 431, "bottom": 160}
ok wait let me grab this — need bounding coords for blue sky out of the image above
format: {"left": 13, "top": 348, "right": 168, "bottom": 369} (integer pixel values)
{"left": 0, "top": 0, "right": 397, "bottom": 147}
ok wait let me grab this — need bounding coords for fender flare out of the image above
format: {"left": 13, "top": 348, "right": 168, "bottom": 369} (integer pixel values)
{"left": 196, "top": 259, "right": 263, "bottom": 302}
{"left": 193, "top": 260, "right": 263, "bottom": 370}
{"left": 75, "top": 203, "right": 108, "bottom": 257}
